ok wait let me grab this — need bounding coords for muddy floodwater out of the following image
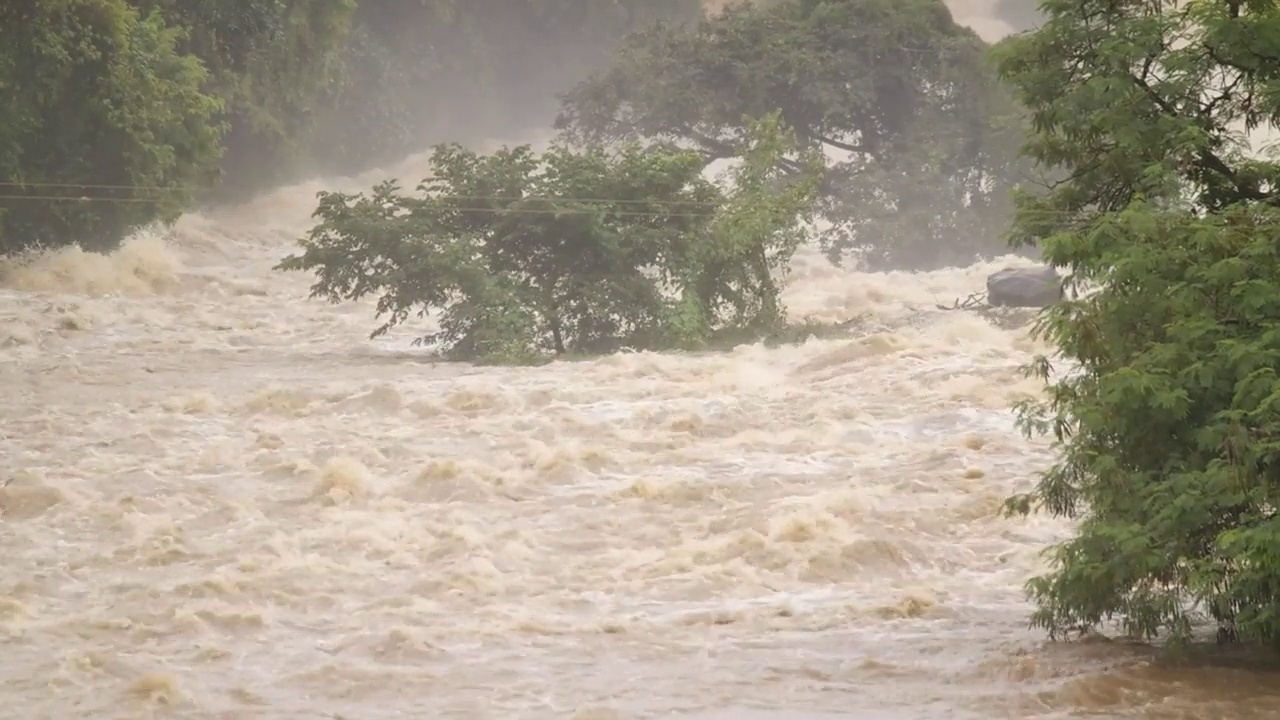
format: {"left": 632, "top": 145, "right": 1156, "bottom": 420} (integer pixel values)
{"left": 5, "top": 145, "right": 1280, "bottom": 720}
{"left": 5, "top": 2, "right": 1280, "bottom": 711}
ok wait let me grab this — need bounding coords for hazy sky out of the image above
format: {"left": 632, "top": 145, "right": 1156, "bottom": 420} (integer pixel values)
{"left": 700, "top": 0, "right": 1017, "bottom": 41}
{"left": 944, "top": 0, "right": 1016, "bottom": 41}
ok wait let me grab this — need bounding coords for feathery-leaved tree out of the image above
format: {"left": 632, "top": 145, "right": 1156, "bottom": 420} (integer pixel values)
{"left": 997, "top": 0, "right": 1280, "bottom": 648}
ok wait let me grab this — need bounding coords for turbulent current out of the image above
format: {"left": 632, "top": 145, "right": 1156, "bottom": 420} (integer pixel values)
{"left": 4, "top": 5, "right": 1280, "bottom": 717}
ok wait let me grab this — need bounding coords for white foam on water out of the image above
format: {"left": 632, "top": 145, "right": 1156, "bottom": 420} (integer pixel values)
{"left": 4, "top": 4, "right": 1280, "bottom": 718}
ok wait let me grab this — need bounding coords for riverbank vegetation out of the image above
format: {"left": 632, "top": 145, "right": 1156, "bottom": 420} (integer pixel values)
{"left": 1, "top": 0, "right": 1031, "bottom": 269}
{"left": 0, "top": 0, "right": 703, "bottom": 254}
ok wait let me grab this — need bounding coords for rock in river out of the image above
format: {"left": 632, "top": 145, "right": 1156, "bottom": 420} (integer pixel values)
{"left": 986, "top": 265, "right": 1064, "bottom": 308}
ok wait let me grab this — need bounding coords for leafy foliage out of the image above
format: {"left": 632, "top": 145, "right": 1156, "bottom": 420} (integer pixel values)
{"left": 277, "top": 113, "right": 822, "bottom": 363}
{"left": 0, "top": 0, "right": 706, "bottom": 255}
{"left": 997, "top": 0, "right": 1280, "bottom": 647}
{"left": 131, "top": 0, "right": 357, "bottom": 200}
{"left": 0, "top": 0, "right": 225, "bottom": 254}
{"left": 555, "top": 0, "right": 1033, "bottom": 271}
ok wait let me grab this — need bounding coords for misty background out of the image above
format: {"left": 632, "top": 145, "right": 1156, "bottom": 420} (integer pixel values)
{"left": 209, "top": 0, "right": 1043, "bottom": 201}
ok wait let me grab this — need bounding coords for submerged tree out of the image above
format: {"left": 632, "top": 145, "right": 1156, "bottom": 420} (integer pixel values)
{"left": 555, "top": 0, "right": 1032, "bottom": 271}
{"left": 276, "top": 112, "right": 822, "bottom": 364}
{"left": 997, "top": 0, "right": 1280, "bottom": 647}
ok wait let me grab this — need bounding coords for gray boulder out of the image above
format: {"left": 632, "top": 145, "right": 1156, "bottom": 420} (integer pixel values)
{"left": 986, "top": 265, "right": 1064, "bottom": 308}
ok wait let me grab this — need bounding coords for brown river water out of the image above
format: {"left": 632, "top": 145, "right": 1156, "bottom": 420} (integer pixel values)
{"left": 3, "top": 4, "right": 1280, "bottom": 719}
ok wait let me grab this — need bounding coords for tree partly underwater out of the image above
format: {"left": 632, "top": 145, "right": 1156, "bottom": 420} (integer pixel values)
{"left": 997, "top": 0, "right": 1280, "bottom": 648}
{"left": 277, "top": 113, "right": 822, "bottom": 364}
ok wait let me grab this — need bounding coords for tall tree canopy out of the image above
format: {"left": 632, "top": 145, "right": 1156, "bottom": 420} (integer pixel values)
{"left": 997, "top": 0, "right": 1280, "bottom": 647}
{"left": 0, "top": 0, "right": 706, "bottom": 254}
{"left": 556, "top": 0, "right": 1032, "bottom": 271}
{"left": 0, "top": 0, "right": 224, "bottom": 255}
{"left": 130, "top": 0, "right": 357, "bottom": 199}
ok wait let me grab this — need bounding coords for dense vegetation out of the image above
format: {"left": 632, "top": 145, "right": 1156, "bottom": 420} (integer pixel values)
{"left": 0, "top": 0, "right": 226, "bottom": 254}
{"left": 277, "top": 113, "right": 822, "bottom": 363}
{"left": 1, "top": 0, "right": 1038, "bottom": 270}
{"left": 0, "top": 0, "right": 703, "bottom": 253}
{"left": 270, "top": 0, "right": 1046, "bottom": 367}
{"left": 556, "top": 0, "right": 1033, "bottom": 270}
{"left": 130, "top": 0, "right": 358, "bottom": 201}
{"left": 998, "top": 0, "right": 1280, "bottom": 648}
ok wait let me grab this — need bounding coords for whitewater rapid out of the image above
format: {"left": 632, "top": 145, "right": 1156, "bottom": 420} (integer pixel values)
{"left": 6, "top": 2, "right": 1280, "bottom": 714}
{"left": 5, "top": 141, "right": 1277, "bottom": 720}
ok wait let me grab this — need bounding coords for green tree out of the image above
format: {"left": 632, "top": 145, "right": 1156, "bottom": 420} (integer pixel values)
{"left": 0, "top": 0, "right": 225, "bottom": 255}
{"left": 555, "top": 0, "right": 1031, "bottom": 271}
{"left": 996, "top": 0, "right": 1280, "bottom": 647}
{"left": 276, "top": 112, "right": 822, "bottom": 364}
{"left": 130, "top": 0, "right": 356, "bottom": 199}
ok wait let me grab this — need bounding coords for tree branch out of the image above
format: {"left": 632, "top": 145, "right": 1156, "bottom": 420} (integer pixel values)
{"left": 1127, "top": 73, "right": 1273, "bottom": 203}
{"left": 818, "top": 134, "right": 867, "bottom": 155}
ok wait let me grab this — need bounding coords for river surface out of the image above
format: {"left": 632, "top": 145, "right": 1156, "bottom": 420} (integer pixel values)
{"left": 5, "top": 4, "right": 1280, "bottom": 718}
